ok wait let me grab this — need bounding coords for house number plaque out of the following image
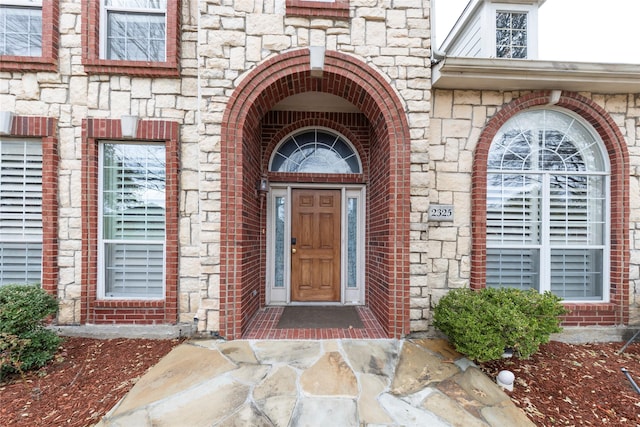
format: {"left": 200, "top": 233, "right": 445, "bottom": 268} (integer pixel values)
{"left": 428, "top": 204, "right": 454, "bottom": 221}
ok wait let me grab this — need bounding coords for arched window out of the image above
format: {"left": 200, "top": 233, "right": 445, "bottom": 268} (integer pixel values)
{"left": 486, "top": 109, "right": 609, "bottom": 301}
{"left": 270, "top": 129, "right": 361, "bottom": 174}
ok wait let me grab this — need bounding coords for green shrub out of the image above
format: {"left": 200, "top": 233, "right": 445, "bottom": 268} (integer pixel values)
{"left": 0, "top": 284, "right": 61, "bottom": 378}
{"left": 433, "top": 287, "right": 568, "bottom": 362}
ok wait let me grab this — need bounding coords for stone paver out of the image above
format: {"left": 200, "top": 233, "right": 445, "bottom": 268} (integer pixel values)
{"left": 98, "top": 339, "right": 535, "bottom": 427}
{"left": 300, "top": 351, "right": 358, "bottom": 396}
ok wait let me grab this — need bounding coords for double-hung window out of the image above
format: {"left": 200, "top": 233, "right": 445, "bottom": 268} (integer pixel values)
{"left": 0, "top": 138, "right": 43, "bottom": 286}
{"left": 0, "top": 0, "right": 42, "bottom": 57}
{"left": 486, "top": 109, "right": 609, "bottom": 301}
{"left": 99, "top": 142, "right": 166, "bottom": 298}
{"left": 101, "top": 0, "right": 166, "bottom": 62}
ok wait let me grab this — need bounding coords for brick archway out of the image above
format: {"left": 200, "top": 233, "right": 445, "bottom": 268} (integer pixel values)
{"left": 220, "top": 49, "right": 411, "bottom": 339}
{"left": 471, "top": 91, "right": 629, "bottom": 326}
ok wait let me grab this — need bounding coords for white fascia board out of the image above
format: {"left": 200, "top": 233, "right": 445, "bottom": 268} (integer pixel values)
{"left": 432, "top": 57, "right": 640, "bottom": 93}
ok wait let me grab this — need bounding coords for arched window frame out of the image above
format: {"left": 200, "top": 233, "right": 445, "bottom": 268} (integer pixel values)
{"left": 485, "top": 108, "right": 610, "bottom": 302}
{"left": 269, "top": 127, "right": 362, "bottom": 174}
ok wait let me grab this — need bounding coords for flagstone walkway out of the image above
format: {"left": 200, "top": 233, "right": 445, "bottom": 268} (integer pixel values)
{"left": 96, "top": 338, "right": 534, "bottom": 426}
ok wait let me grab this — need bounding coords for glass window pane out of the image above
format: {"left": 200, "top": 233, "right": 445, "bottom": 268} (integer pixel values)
{"left": 486, "top": 110, "right": 608, "bottom": 300}
{"left": 0, "top": 6, "right": 43, "bottom": 57}
{"left": 487, "top": 248, "right": 540, "bottom": 291}
{"left": 0, "top": 140, "right": 43, "bottom": 286}
{"left": 270, "top": 130, "right": 361, "bottom": 173}
{"left": 102, "top": 143, "right": 165, "bottom": 240}
{"left": 104, "top": 242, "right": 164, "bottom": 297}
{"left": 106, "top": 11, "right": 165, "bottom": 61}
{"left": 550, "top": 249, "right": 603, "bottom": 300}
{"left": 274, "top": 196, "right": 285, "bottom": 288}
{"left": 487, "top": 174, "right": 541, "bottom": 244}
{"left": 0, "top": 243, "right": 42, "bottom": 286}
{"left": 106, "top": 0, "right": 167, "bottom": 9}
{"left": 347, "top": 198, "right": 357, "bottom": 288}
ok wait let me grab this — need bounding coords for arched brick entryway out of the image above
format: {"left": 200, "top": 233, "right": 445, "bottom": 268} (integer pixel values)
{"left": 219, "top": 49, "right": 410, "bottom": 339}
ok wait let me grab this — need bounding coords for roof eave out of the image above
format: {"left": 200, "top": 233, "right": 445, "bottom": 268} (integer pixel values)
{"left": 432, "top": 57, "right": 640, "bottom": 93}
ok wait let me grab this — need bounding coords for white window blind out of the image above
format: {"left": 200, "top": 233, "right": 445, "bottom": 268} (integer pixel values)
{"left": 486, "top": 110, "right": 608, "bottom": 301}
{"left": 0, "top": 139, "right": 43, "bottom": 286}
{"left": 100, "top": 142, "right": 165, "bottom": 298}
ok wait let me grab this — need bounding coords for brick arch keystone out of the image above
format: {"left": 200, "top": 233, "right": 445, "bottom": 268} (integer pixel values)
{"left": 219, "top": 48, "right": 411, "bottom": 339}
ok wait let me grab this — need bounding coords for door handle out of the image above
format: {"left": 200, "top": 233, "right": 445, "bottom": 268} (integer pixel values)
{"left": 292, "top": 248, "right": 297, "bottom": 254}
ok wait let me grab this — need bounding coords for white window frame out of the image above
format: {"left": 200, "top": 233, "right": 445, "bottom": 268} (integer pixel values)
{"left": 0, "top": 137, "right": 43, "bottom": 286}
{"left": 97, "top": 140, "right": 166, "bottom": 299}
{"left": 0, "top": 0, "right": 43, "bottom": 57}
{"left": 99, "top": 0, "right": 167, "bottom": 61}
{"left": 482, "top": 2, "right": 539, "bottom": 59}
{"left": 266, "top": 184, "right": 366, "bottom": 305}
{"left": 486, "top": 108, "right": 610, "bottom": 302}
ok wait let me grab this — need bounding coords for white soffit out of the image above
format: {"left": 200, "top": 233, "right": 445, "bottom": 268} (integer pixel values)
{"left": 432, "top": 57, "right": 640, "bottom": 93}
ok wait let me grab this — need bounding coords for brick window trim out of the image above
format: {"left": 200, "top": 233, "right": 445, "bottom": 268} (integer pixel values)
{"left": 286, "top": 0, "right": 350, "bottom": 19}
{"left": 81, "top": 1, "right": 181, "bottom": 78}
{"left": 81, "top": 118, "right": 180, "bottom": 324}
{"left": 1, "top": 115, "right": 58, "bottom": 296}
{"left": 471, "top": 90, "right": 630, "bottom": 326}
{"left": 0, "top": 0, "right": 59, "bottom": 73}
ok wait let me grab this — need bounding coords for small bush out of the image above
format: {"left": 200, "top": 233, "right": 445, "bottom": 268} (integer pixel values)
{"left": 433, "top": 287, "right": 568, "bottom": 362}
{"left": 0, "top": 284, "right": 61, "bottom": 378}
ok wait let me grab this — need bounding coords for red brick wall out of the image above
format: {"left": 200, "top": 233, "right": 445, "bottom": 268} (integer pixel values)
{"left": 286, "top": 0, "right": 350, "bottom": 19}
{"left": 471, "top": 91, "right": 630, "bottom": 326}
{"left": 3, "top": 116, "right": 58, "bottom": 296}
{"left": 220, "top": 49, "right": 411, "bottom": 339}
{"left": 81, "top": 118, "right": 180, "bottom": 324}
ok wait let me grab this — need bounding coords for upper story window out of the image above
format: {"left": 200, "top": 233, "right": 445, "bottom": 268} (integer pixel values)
{"left": 101, "top": 0, "right": 166, "bottom": 62}
{"left": 439, "top": 1, "right": 540, "bottom": 60}
{"left": 0, "top": 0, "right": 58, "bottom": 72}
{"left": 0, "top": 0, "right": 42, "bottom": 57}
{"left": 270, "top": 129, "right": 361, "bottom": 174}
{"left": 495, "top": 10, "right": 527, "bottom": 58}
{"left": 82, "top": 0, "right": 179, "bottom": 77}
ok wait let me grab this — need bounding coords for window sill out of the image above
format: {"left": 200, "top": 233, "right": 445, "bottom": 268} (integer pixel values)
{"left": 0, "top": 55, "right": 57, "bottom": 73}
{"left": 82, "top": 58, "right": 180, "bottom": 78}
{"left": 95, "top": 299, "right": 165, "bottom": 308}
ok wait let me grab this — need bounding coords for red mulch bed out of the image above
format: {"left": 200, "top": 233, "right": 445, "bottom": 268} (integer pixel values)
{"left": 0, "top": 337, "right": 182, "bottom": 427}
{"left": 0, "top": 337, "right": 638, "bottom": 426}
{"left": 481, "top": 340, "right": 640, "bottom": 426}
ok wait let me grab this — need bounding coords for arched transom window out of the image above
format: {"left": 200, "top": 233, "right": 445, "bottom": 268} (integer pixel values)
{"left": 270, "top": 129, "right": 361, "bottom": 174}
{"left": 486, "top": 109, "right": 609, "bottom": 301}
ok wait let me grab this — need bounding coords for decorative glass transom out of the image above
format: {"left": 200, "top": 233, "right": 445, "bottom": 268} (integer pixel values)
{"left": 270, "top": 129, "right": 361, "bottom": 174}
{"left": 486, "top": 109, "right": 609, "bottom": 301}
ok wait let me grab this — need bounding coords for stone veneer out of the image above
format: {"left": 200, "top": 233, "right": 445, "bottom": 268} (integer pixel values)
{"left": 0, "top": 0, "right": 637, "bottom": 334}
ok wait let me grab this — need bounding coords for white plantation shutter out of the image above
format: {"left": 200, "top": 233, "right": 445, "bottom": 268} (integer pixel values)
{"left": 486, "top": 110, "right": 608, "bottom": 301}
{"left": 101, "top": 143, "right": 165, "bottom": 298}
{"left": 0, "top": 140, "right": 43, "bottom": 286}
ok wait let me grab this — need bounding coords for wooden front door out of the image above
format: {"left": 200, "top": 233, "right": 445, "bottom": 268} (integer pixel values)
{"left": 291, "top": 189, "right": 341, "bottom": 302}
